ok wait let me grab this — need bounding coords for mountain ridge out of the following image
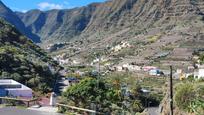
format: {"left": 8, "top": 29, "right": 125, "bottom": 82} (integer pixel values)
{"left": 15, "top": 2, "right": 100, "bottom": 43}
{"left": 14, "top": 0, "right": 204, "bottom": 44}
{"left": 0, "top": 0, "right": 41, "bottom": 42}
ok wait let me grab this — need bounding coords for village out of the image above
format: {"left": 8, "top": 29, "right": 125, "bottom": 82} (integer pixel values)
{"left": 0, "top": 34, "right": 204, "bottom": 114}
{"left": 0, "top": 0, "right": 204, "bottom": 114}
{"left": 52, "top": 40, "right": 204, "bottom": 80}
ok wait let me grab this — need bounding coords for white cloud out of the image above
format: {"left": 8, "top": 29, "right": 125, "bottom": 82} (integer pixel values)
{"left": 11, "top": 7, "right": 28, "bottom": 13}
{"left": 63, "top": 1, "right": 69, "bottom": 5}
{"left": 21, "top": 10, "right": 28, "bottom": 13}
{"left": 37, "top": 2, "right": 63, "bottom": 10}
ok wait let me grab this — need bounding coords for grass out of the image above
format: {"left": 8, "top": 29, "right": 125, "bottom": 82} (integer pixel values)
{"left": 0, "top": 104, "right": 27, "bottom": 109}
{"left": 147, "top": 34, "right": 162, "bottom": 43}
{"left": 139, "top": 77, "right": 166, "bottom": 88}
{"left": 106, "top": 72, "right": 182, "bottom": 102}
{"left": 64, "top": 65, "right": 94, "bottom": 73}
{"left": 151, "top": 61, "right": 172, "bottom": 70}
{"left": 106, "top": 72, "right": 169, "bottom": 93}
{"left": 0, "top": 104, "right": 6, "bottom": 108}
{"left": 115, "top": 48, "right": 135, "bottom": 57}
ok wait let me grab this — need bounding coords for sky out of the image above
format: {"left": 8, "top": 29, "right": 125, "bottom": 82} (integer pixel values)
{"left": 1, "top": 0, "right": 106, "bottom": 12}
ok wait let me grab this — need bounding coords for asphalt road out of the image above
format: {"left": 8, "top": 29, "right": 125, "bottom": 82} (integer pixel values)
{"left": 147, "top": 107, "right": 159, "bottom": 115}
{"left": 0, "top": 107, "right": 62, "bottom": 115}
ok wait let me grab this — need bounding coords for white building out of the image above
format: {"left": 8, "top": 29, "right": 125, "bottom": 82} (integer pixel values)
{"left": 111, "top": 41, "right": 131, "bottom": 52}
{"left": 0, "top": 79, "right": 33, "bottom": 98}
{"left": 149, "top": 69, "right": 161, "bottom": 76}
{"left": 122, "top": 64, "right": 141, "bottom": 72}
{"left": 198, "top": 67, "right": 204, "bottom": 79}
{"left": 194, "top": 65, "right": 204, "bottom": 79}
{"left": 114, "top": 66, "right": 123, "bottom": 72}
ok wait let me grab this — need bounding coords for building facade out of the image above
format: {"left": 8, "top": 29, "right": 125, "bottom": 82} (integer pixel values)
{"left": 0, "top": 79, "right": 32, "bottom": 98}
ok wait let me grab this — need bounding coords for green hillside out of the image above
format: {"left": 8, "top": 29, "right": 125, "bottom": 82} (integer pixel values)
{"left": 0, "top": 18, "right": 61, "bottom": 93}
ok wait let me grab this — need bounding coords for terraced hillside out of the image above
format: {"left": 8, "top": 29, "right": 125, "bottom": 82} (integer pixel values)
{"left": 0, "top": 0, "right": 204, "bottom": 68}
{"left": 42, "top": 0, "right": 204, "bottom": 68}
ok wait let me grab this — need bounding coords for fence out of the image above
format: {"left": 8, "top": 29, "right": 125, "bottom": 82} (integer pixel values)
{"left": 0, "top": 97, "right": 38, "bottom": 107}
{"left": 56, "top": 103, "right": 103, "bottom": 115}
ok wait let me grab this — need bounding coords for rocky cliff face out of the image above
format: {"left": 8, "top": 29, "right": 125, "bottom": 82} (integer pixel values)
{"left": 85, "top": 0, "right": 204, "bottom": 32}
{"left": 14, "top": 0, "right": 204, "bottom": 44}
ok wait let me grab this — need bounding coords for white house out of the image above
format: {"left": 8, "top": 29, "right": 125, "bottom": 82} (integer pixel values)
{"left": 111, "top": 41, "right": 131, "bottom": 52}
{"left": 0, "top": 79, "right": 33, "bottom": 98}
{"left": 114, "top": 66, "right": 123, "bottom": 72}
{"left": 73, "top": 60, "right": 80, "bottom": 65}
{"left": 149, "top": 69, "right": 161, "bottom": 76}
{"left": 194, "top": 65, "right": 204, "bottom": 79}
{"left": 122, "top": 64, "right": 141, "bottom": 72}
{"left": 198, "top": 67, "right": 204, "bottom": 79}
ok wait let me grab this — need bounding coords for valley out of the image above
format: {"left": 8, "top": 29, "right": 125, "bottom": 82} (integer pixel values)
{"left": 0, "top": 0, "right": 204, "bottom": 114}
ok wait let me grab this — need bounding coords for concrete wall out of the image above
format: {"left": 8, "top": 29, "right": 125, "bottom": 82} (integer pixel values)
{"left": 0, "top": 89, "right": 7, "bottom": 97}
{"left": 198, "top": 69, "right": 204, "bottom": 79}
{"left": 8, "top": 90, "right": 32, "bottom": 98}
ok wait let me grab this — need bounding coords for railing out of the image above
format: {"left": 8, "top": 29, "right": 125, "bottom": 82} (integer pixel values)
{"left": 0, "top": 97, "right": 38, "bottom": 107}
{"left": 56, "top": 103, "right": 103, "bottom": 115}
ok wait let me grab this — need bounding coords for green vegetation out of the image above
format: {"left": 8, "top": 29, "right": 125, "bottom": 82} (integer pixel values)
{"left": 192, "top": 50, "right": 204, "bottom": 64}
{"left": 106, "top": 73, "right": 167, "bottom": 96}
{"left": 61, "top": 77, "right": 120, "bottom": 113}
{"left": 61, "top": 73, "right": 163, "bottom": 114}
{"left": 174, "top": 81, "right": 204, "bottom": 114}
{"left": 199, "top": 53, "right": 204, "bottom": 64}
{"left": 115, "top": 48, "right": 135, "bottom": 58}
{"left": 0, "top": 18, "right": 61, "bottom": 93}
{"left": 147, "top": 34, "right": 161, "bottom": 43}
{"left": 66, "top": 65, "right": 93, "bottom": 73}
{"left": 83, "top": 49, "right": 108, "bottom": 63}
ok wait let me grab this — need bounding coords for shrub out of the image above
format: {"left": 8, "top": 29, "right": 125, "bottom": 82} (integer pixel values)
{"left": 174, "top": 83, "right": 195, "bottom": 111}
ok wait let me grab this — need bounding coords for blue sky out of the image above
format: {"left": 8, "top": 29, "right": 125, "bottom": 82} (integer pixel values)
{"left": 1, "top": 0, "right": 106, "bottom": 12}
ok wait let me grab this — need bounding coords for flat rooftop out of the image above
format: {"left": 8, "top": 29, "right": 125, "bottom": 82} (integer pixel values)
{"left": 0, "top": 79, "right": 32, "bottom": 90}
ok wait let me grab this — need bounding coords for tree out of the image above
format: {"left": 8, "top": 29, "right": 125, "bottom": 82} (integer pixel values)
{"left": 132, "top": 83, "right": 142, "bottom": 97}
{"left": 131, "top": 100, "right": 144, "bottom": 112}
{"left": 62, "top": 77, "right": 120, "bottom": 113}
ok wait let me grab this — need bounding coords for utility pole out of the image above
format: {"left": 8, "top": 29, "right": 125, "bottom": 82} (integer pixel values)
{"left": 170, "top": 66, "right": 173, "bottom": 115}
{"left": 98, "top": 56, "right": 101, "bottom": 76}
{"left": 98, "top": 29, "right": 101, "bottom": 76}
{"left": 94, "top": 25, "right": 102, "bottom": 115}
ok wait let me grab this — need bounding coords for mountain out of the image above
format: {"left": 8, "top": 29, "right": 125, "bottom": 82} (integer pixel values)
{"left": 0, "top": 0, "right": 40, "bottom": 42}
{"left": 16, "top": 3, "right": 99, "bottom": 43}
{"left": 3, "top": 0, "right": 204, "bottom": 68}
{"left": 15, "top": 0, "right": 204, "bottom": 43}
{"left": 0, "top": 18, "right": 60, "bottom": 92}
